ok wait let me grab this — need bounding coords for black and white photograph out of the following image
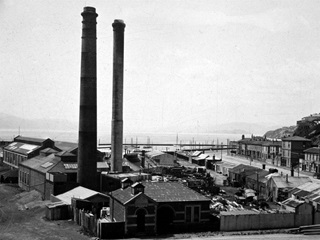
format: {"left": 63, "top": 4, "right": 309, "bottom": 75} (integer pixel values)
{"left": 1, "top": 0, "right": 320, "bottom": 239}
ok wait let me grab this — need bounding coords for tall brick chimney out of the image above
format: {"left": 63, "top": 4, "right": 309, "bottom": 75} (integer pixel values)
{"left": 77, "top": 7, "right": 98, "bottom": 190}
{"left": 110, "top": 19, "right": 126, "bottom": 172}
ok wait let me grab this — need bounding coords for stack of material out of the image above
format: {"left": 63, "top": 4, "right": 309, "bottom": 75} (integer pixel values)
{"left": 289, "top": 224, "right": 320, "bottom": 235}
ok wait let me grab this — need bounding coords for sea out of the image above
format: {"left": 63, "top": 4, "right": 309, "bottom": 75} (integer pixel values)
{"left": 0, "top": 129, "right": 243, "bottom": 146}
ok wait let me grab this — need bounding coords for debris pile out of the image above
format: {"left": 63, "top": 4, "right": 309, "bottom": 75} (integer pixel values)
{"left": 210, "top": 196, "right": 244, "bottom": 214}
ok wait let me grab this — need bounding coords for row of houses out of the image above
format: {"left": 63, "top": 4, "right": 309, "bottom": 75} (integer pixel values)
{"left": 235, "top": 135, "right": 320, "bottom": 174}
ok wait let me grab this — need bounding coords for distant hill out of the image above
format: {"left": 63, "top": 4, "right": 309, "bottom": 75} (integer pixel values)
{"left": 159, "top": 121, "right": 279, "bottom": 135}
{"left": 212, "top": 122, "right": 278, "bottom": 135}
{"left": 264, "top": 121, "right": 320, "bottom": 145}
{"left": 264, "top": 126, "right": 296, "bottom": 139}
{"left": 0, "top": 113, "right": 77, "bottom": 131}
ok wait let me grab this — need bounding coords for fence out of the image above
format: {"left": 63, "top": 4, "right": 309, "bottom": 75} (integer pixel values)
{"left": 220, "top": 212, "right": 313, "bottom": 231}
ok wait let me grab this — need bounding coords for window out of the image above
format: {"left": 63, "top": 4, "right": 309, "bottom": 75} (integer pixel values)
{"left": 185, "top": 206, "right": 200, "bottom": 223}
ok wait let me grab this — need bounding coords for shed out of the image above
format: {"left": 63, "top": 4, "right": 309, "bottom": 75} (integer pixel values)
{"left": 45, "top": 201, "right": 69, "bottom": 220}
{"left": 51, "top": 186, "right": 110, "bottom": 206}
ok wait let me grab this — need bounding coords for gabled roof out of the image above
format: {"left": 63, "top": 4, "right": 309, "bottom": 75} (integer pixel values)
{"left": 282, "top": 136, "right": 311, "bottom": 142}
{"left": 54, "top": 186, "right": 109, "bottom": 205}
{"left": 270, "top": 176, "right": 311, "bottom": 189}
{"left": 54, "top": 141, "right": 78, "bottom": 152}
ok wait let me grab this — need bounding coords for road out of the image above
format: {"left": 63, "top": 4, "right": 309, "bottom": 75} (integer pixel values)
{"left": 221, "top": 152, "right": 319, "bottom": 182}
{"left": 173, "top": 233, "right": 320, "bottom": 240}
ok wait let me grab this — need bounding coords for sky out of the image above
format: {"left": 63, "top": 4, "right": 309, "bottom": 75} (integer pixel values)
{"left": 1, "top": 0, "right": 320, "bottom": 134}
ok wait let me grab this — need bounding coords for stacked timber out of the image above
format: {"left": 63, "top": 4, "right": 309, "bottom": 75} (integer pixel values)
{"left": 289, "top": 224, "right": 320, "bottom": 235}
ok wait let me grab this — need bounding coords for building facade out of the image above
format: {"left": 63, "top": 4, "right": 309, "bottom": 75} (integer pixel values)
{"left": 281, "top": 136, "right": 312, "bottom": 168}
{"left": 300, "top": 147, "right": 320, "bottom": 173}
{"left": 109, "top": 181, "right": 212, "bottom": 236}
{"left": 3, "top": 136, "right": 56, "bottom": 169}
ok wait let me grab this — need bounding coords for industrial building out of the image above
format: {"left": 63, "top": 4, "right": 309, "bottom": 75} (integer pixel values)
{"left": 3, "top": 136, "right": 57, "bottom": 169}
{"left": 109, "top": 181, "right": 212, "bottom": 236}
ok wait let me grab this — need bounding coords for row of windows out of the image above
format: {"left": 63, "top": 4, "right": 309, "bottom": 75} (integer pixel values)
{"left": 19, "top": 170, "right": 30, "bottom": 185}
{"left": 305, "top": 153, "right": 320, "bottom": 162}
{"left": 3, "top": 151, "right": 27, "bottom": 167}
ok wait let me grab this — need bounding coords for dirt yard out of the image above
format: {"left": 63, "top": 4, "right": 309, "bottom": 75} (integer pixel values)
{"left": 0, "top": 184, "right": 92, "bottom": 240}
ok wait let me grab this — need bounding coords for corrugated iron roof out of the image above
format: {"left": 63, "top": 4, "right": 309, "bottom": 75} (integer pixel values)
{"left": 271, "top": 176, "right": 311, "bottom": 189}
{"left": 54, "top": 186, "right": 109, "bottom": 204}
{"left": 282, "top": 198, "right": 304, "bottom": 208}
{"left": 4, "top": 142, "right": 41, "bottom": 155}
{"left": 19, "top": 154, "right": 59, "bottom": 173}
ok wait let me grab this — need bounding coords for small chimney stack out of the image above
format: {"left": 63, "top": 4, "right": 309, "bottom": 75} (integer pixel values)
{"left": 77, "top": 7, "right": 98, "bottom": 190}
{"left": 110, "top": 19, "right": 126, "bottom": 172}
{"left": 141, "top": 150, "right": 146, "bottom": 168}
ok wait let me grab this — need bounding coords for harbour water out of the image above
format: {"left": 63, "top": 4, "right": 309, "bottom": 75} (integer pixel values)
{"left": 0, "top": 129, "right": 244, "bottom": 146}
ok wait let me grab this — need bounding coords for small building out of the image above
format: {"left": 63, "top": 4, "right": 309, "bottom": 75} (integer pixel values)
{"left": 50, "top": 186, "right": 110, "bottom": 220}
{"left": 109, "top": 181, "right": 212, "bottom": 236}
{"left": 228, "top": 164, "right": 261, "bottom": 186}
{"left": 245, "top": 170, "right": 270, "bottom": 199}
{"left": 266, "top": 174, "right": 311, "bottom": 202}
{"left": 192, "top": 153, "right": 209, "bottom": 166}
{"left": 145, "top": 150, "right": 175, "bottom": 167}
{"left": 51, "top": 186, "right": 110, "bottom": 206}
